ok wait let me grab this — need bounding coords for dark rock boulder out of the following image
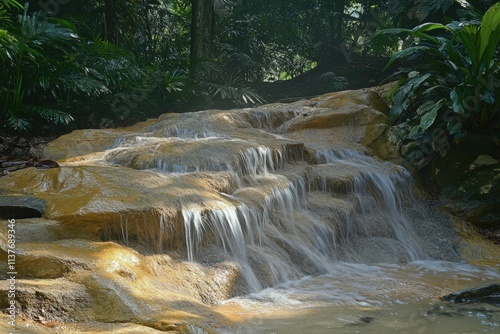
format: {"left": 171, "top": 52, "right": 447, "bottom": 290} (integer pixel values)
{"left": 435, "top": 134, "right": 500, "bottom": 233}
{"left": 441, "top": 283, "right": 500, "bottom": 304}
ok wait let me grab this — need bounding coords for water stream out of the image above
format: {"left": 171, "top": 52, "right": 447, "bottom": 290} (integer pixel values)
{"left": 217, "top": 261, "right": 500, "bottom": 333}
{"left": 38, "top": 103, "right": 500, "bottom": 332}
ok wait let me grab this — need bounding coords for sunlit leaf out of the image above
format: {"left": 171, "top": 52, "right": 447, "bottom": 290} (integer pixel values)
{"left": 479, "top": 3, "right": 500, "bottom": 73}
{"left": 420, "top": 107, "right": 438, "bottom": 130}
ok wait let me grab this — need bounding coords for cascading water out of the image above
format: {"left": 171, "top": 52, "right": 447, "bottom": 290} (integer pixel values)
{"left": 94, "top": 114, "right": 500, "bottom": 333}
{"left": 3, "top": 92, "right": 498, "bottom": 334}
{"left": 101, "top": 113, "right": 452, "bottom": 293}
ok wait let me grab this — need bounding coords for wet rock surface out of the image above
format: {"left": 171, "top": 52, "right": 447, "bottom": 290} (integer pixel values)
{"left": 441, "top": 283, "right": 500, "bottom": 304}
{"left": 0, "top": 85, "right": 473, "bottom": 332}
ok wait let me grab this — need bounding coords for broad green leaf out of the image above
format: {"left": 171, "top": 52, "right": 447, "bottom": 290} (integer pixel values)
{"left": 389, "top": 100, "right": 408, "bottom": 123}
{"left": 450, "top": 88, "right": 466, "bottom": 114}
{"left": 387, "top": 81, "right": 400, "bottom": 101}
{"left": 373, "top": 28, "right": 412, "bottom": 36}
{"left": 407, "top": 72, "right": 432, "bottom": 90}
{"left": 456, "top": 66, "right": 473, "bottom": 82}
{"left": 455, "top": 25, "right": 481, "bottom": 76}
{"left": 447, "top": 119, "right": 462, "bottom": 135}
{"left": 479, "top": 3, "right": 500, "bottom": 73}
{"left": 416, "top": 100, "right": 435, "bottom": 115}
{"left": 480, "top": 90, "right": 495, "bottom": 105}
{"left": 441, "top": 39, "right": 469, "bottom": 71}
{"left": 385, "top": 46, "right": 433, "bottom": 69}
{"left": 411, "top": 31, "right": 440, "bottom": 44}
{"left": 422, "top": 85, "right": 446, "bottom": 97}
{"left": 408, "top": 125, "right": 420, "bottom": 138}
{"left": 412, "top": 22, "right": 449, "bottom": 34}
{"left": 420, "top": 106, "right": 438, "bottom": 130}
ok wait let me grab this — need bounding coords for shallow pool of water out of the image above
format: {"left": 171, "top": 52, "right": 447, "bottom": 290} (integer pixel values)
{"left": 215, "top": 261, "right": 500, "bottom": 333}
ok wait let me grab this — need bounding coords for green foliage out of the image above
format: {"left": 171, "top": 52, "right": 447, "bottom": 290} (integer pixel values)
{"left": 5, "top": 0, "right": 480, "bottom": 134}
{"left": 1, "top": 0, "right": 21, "bottom": 9}
{"left": 320, "top": 72, "right": 349, "bottom": 91}
{"left": 188, "top": 58, "right": 264, "bottom": 107}
{"left": 0, "top": 4, "right": 161, "bottom": 133}
{"left": 0, "top": 5, "right": 79, "bottom": 132}
{"left": 68, "top": 35, "right": 154, "bottom": 128}
{"left": 203, "top": 76, "right": 263, "bottom": 105}
{"left": 407, "top": 0, "right": 455, "bottom": 21}
{"left": 378, "top": 3, "right": 500, "bottom": 167}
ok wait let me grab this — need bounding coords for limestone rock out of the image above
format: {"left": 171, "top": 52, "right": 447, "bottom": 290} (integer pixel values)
{"left": 305, "top": 86, "right": 391, "bottom": 115}
{"left": 367, "top": 126, "right": 404, "bottom": 163}
{"left": 0, "top": 85, "right": 467, "bottom": 332}
{"left": 0, "top": 278, "right": 93, "bottom": 322}
{"left": 42, "top": 119, "right": 157, "bottom": 161}
{"left": 281, "top": 103, "right": 388, "bottom": 153}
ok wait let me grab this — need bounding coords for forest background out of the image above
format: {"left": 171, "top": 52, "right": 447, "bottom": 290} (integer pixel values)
{"left": 0, "top": 0, "right": 497, "bottom": 147}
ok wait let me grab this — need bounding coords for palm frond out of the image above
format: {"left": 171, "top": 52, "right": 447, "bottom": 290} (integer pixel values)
{"left": 320, "top": 72, "right": 349, "bottom": 91}
{"left": 17, "top": 10, "right": 78, "bottom": 49}
{"left": 1, "top": 0, "right": 22, "bottom": 10}
{"left": 5, "top": 112, "right": 30, "bottom": 131}
{"left": 88, "top": 35, "right": 135, "bottom": 60}
{"left": 0, "top": 28, "right": 19, "bottom": 63}
{"left": 60, "top": 74, "right": 110, "bottom": 96}
{"left": 204, "top": 76, "right": 264, "bottom": 105}
{"left": 31, "top": 106, "right": 74, "bottom": 124}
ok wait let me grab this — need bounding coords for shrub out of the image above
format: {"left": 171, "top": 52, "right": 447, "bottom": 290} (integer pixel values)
{"left": 377, "top": 3, "right": 499, "bottom": 168}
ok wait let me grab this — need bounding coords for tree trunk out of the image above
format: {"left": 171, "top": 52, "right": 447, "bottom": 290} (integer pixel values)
{"left": 319, "top": 0, "right": 347, "bottom": 67}
{"left": 104, "top": 0, "right": 119, "bottom": 44}
{"left": 190, "top": 0, "right": 215, "bottom": 73}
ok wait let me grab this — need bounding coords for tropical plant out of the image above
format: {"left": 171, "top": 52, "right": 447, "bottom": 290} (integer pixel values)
{"left": 0, "top": 5, "right": 82, "bottom": 131}
{"left": 0, "top": 0, "right": 21, "bottom": 10}
{"left": 405, "top": 0, "right": 456, "bottom": 21}
{"left": 0, "top": 3, "right": 162, "bottom": 132}
{"left": 377, "top": 2, "right": 500, "bottom": 167}
{"left": 187, "top": 59, "right": 264, "bottom": 108}
{"left": 320, "top": 72, "right": 349, "bottom": 91}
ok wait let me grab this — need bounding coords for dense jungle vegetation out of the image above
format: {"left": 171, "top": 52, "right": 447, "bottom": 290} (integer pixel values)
{"left": 0, "top": 0, "right": 498, "bottom": 157}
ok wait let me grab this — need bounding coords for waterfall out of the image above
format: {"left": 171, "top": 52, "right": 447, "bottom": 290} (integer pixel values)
{"left": 98, "top": 116, "right": 440, "bottom": 293}
{"left": 6, "top": 89, "right": 499, "bottom": 334}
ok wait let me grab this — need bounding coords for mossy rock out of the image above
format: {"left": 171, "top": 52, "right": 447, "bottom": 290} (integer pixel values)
{"left": 435, "top": 134, "right": 500, "bottom": 229}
